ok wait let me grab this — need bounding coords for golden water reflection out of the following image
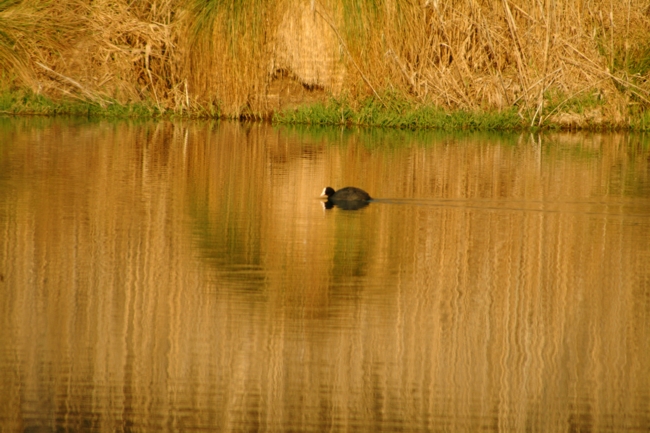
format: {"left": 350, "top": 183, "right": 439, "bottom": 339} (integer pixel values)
{"left": 0, "top": 119, "right": 649, "bottom": 432}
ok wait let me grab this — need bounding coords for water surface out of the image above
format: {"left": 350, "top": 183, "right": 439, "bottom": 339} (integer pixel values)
{"left": 1, "top": 118, "right": 649, "bottom": 432}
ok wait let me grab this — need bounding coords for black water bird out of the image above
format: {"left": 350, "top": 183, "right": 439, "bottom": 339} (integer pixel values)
{"left": 321, "top": 186, "right": 372, "bottom": 210}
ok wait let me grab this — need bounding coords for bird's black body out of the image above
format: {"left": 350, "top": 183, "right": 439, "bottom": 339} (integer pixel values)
{"left": 321, "top": 186, "right": 372, "bottom": 210}
{"left": 321, "top": 186, "right": 372, "bottom": 201}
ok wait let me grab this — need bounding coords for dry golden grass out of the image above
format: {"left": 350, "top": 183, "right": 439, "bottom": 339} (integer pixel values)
{"left": 1, "top": 0, "right": 649, "bottom": 123}
{"left": 336, "top": 0, "right": 650, "bottom": 123}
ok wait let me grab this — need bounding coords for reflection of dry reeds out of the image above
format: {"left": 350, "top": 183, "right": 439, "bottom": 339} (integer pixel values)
{"left": 1, "top": 0, "right": 649, "bottom": 120}
{"left": 1, "top": 122, "right": 649, "bottom": 431}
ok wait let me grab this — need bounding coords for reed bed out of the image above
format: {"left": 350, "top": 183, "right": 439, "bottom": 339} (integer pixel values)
{"left": 0, "top": 0, "right": 649, "bottom": 128}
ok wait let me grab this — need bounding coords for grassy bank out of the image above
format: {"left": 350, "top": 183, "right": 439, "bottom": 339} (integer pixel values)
{"left": 3, "top": 85, "right": 649, "bottom": 131}
{"left": 273, "top": 95, "right": 523, "bottom": 131}
{"left": 1, "top": 0, "right": 649, "bottom": 130}
{"left": 0, "top": 86, "right": 164, "bottom": 118}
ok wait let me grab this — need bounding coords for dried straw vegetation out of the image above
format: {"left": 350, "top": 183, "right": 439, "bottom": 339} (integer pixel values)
{"left": 1, "top": 0, "right": 649, "bottom": 126}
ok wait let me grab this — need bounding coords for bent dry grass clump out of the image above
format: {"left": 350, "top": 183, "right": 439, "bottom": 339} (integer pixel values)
{"left": 0, "top": 0, "right": 649, "bottom": 130}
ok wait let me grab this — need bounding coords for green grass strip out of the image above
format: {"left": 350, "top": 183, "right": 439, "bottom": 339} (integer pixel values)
{"left": 273, "top": 97, "right": 523, "bottom": 131}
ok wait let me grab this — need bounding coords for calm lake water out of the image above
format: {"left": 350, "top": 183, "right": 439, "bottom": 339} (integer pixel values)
{"left": 0, "top": 118, "right": 649, "bottom": 432}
